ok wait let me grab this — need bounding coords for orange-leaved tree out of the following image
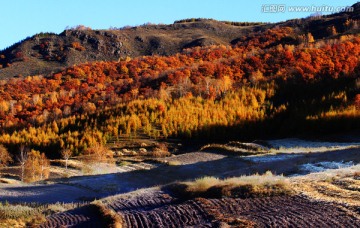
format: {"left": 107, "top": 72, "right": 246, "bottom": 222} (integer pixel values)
{"left": 355, "top": 94, "right": 360, "bottom": 110}
{"left": 24, "top": 150, "right": 50, "bottom": 182}
{"left": 0, "top": 144, "right": 12, "bottom": 168}
{"left": 83, "top": 144, "right": 114, "bottom": 164}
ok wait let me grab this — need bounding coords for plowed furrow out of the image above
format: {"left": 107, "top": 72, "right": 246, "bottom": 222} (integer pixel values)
{"left": 168, "top": 204, "right": 195, "bottom": 226}
{"left": 40, "top": 215, "right": 62, "bottom": 228}
{"left": 41, "top": 212, "right": 89, "bottom": 228}
{"left": 147, "top": 211, "right": 165, "bottom": 227}
{"left": 133, "top": 213, "right": 145, "bottom": 228}
{"left": 198, "top": 196, "right": 360, "bottom": 227}
{"left": 175, "top": 203, "right": 191, "bottom": 225}
{"left": 120, "top": 199, "right": 212, "bottom": 228}
{"left": 107, "top": 194, "right": 175, "bottom": 213}
{"left": 124, "top": 214, "right": 139, "bottom": 228}
{"left": 239, "top": 197, "right": 339, "bottom": 227}
{"left": 123, "top": 213, "right": 134, "bottom": 228}
{"left": 277, "top": 208, "right": 311, "bottom": 227}
{"left": 40, "top": 205, "right": 102, "bottom": 228}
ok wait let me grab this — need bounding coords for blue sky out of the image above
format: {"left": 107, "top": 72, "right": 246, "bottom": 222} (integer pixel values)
{"left": 1, "top": 0, "right": 358, "bottom": 50}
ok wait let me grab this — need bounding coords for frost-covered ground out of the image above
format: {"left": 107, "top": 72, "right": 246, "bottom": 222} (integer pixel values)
{"left": 290, "top": 164, "right": 360, "bottom": 206}
{"left": 267, "top": 138, "right": 360, "bottom": 153}
{"left": 298, "top": 161, "right": 355, "bottom": 173}
{"left": 157, "top": 152, "right": 226, "bottom": 165}
{"left": 242, "top": 138, "right": 359, "bottom": 176}
{"left": 242, "top": 154, "right": 302, "bottom": 163}
{"left": 242, "top": 138, "right": 360, "bottom": 163}
{"left": 292, "top": 163, "right": 360, "bottom": 181}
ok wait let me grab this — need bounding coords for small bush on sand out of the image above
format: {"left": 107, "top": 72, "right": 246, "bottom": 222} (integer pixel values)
{"left": 167, "top": 160, "right": 182, "bottom": 166}
{"left": 152, "top": 143, "right": 170, "bottom": 157}
{"left": 353, "top": 172, "right": 360, "bottom": 180}
{"left": 83, "top": 144, "right": 115, "bottom": 164}
{"left": 91, "top": 201, "right": 123, "bottom": 228}
{"left": 167, "top": 171, "right": 292, "bottom": 199}
{"left": 187, "top": 176, "right": 221, "bottom": 192}
{"left": 0, "top": 145, "right": 12, "bottom": 168}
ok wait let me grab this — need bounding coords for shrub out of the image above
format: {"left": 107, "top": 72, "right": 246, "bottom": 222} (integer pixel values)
{"left": 186, "top": 176, "right": 221, "bottom": 193}
{"left": 167, "top": 160, "right": 181, "bottom": 166}
{"left": 0, "top": 145, "right": 12, "bottom": 168}
{"left": 355, "top": 94, "right": 360, "bottom": 110}
{"left": 152, "top": 143, "right": 170, "bottom": 157}
{"left": 83, "top": 144, "right": 114, "bottom": 164}
{"left": 168, "top": 171, "right": 292, "bottom": 199}
{"left": 91, "top": 202, "right": 123, "bottom": 228}
{"left": 24, "top": 150, "right": 50, "bottom": 183}
{"left": 71, "top": 42, "right": 85, "bottom": 51}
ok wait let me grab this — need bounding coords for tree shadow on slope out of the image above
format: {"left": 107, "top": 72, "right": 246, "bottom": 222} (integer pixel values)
{"left": 181, "top": 77, "right": 360, "bottom": 145}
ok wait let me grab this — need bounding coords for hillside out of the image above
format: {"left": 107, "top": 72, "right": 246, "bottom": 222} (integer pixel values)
{"left": 1, "top": 2, "right": 360, "bottom": 79}
{"left": 0, "top": 26, "right": 359, "bottom": 156}
{"left": 0, "top": 3, "right": 358, "bottom": 158}
{"left": 0, "top": 20, "right": 265, "bottom": 79}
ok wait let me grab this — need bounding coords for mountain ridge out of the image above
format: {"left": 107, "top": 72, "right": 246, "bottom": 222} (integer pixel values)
{"left": 1, "top": 2, "right": 360, "bottom": 79}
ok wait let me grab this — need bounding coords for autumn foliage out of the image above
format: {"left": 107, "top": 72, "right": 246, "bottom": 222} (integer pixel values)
{"left": 24, "top": 149, "right": 50, "bottom": 182}
{"left": 0, "top": 144, "right": 12, "bottom": 167}
{"left": 355, "top": 94, "right": 360, "bottom": 110}
{"left": 0, "top": 26, "right": 359, "bottom": 157}
{"left": 71, "top": 42, "right": 85, "bottom": 51}
{"left": 83, "top": 144, "right": 114, "bottom": 164}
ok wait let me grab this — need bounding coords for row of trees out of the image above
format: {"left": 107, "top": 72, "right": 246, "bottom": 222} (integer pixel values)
{"left": 0, "top": 145, "right": 49, "bottom": 182}
{"left": 0, "top": 87, "right": 271, "bottom": 154}
{"left": 0, "top": 143, "right": 114, "bottom": 182}
{"left": 1, "top": 79, "right": 357, "bottom": 157}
